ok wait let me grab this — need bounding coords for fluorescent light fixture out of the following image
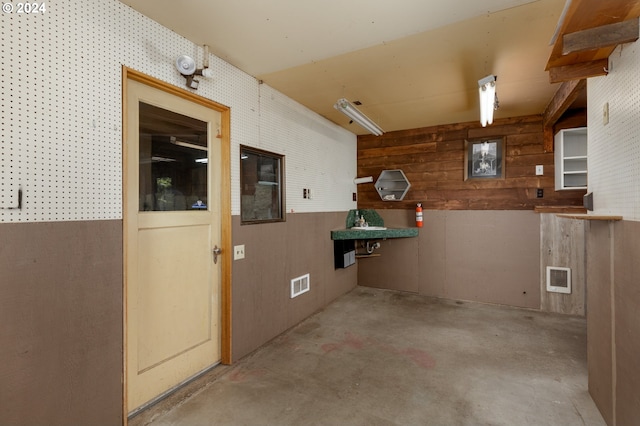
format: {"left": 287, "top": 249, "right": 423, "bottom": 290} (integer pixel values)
{"left": 478, "top": 75, "right": 498, "bottom": 127}
{"left": 170, "top": 136, "right": 208, "bottom": 151}
{"left": 333, "top": 98, "right": 384, "bottom": 136}
{"left": 139, "top": 156, "right": 177, "bottom": 164}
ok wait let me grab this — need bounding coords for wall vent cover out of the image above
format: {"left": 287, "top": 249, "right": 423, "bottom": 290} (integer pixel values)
{"left": 291, "top": 273, "right": 310, "bottom": 298}
{"left": 546, "top": 266, "right": 571, "bottom": 294}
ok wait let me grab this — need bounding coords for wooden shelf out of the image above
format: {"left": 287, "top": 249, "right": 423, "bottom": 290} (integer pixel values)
{"left": 556, "top": 214, "right": 623, "bottom": 221}
{"left": 535, "top": 206, "right": 587, "bottom": 214}
{"left": 555, "top": 127, "right": 588, "bottom": 190}
{"left": 375, "top": 169, "right": 411, "bottom": 201}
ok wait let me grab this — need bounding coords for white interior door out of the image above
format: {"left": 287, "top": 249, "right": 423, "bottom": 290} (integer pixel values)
{"left": 125, "top": 79, "right": 222, "bottom": 412}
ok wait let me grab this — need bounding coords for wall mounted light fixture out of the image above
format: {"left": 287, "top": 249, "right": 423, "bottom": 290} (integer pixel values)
{"left": 176, "top": 45, "right": 214, "bottom": 90}
{"left": 333, "top": 98, "right": 384, "bottom": 136}
{"left": 353, "top": 176, "right": 373, "bottom": 184}
{"left": 478, "top": 75, "right": 498, "bottom": 127}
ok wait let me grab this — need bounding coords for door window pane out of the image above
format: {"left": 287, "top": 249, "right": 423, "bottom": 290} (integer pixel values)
{"left": 240, "top": 146, "right": 285, "bottom": 223}
{"left": 138, "top": 102, "right": 209, "bottom": 211}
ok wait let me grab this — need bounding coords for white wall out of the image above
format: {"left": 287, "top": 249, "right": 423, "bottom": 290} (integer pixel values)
{"left": 588, "top": 30, "right": 640, "bottom": 221}
{"left": 0, "top": 0, "right": 357, "bottom": 222}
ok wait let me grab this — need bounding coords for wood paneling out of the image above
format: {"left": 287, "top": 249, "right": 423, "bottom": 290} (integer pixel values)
{"left": 545, "top": 0, "right": 640, "bottom": 69}
{"left": 583, "top": 220, "right": 640, "bottom": 425}
{"left": 543, "top": 79, "right": 587, "bottom": 128}
{"left": 358, "top": 210, "right": 541, "bottom": 309}
{"left": 586, "top": 221, "right": 615, "bottom": 425}
{"left": 0, "top": 221, "right": 123, "bottom": 426}
{"left": 614, "top": 220, "right": 640, "bottom": 425}
{"left": 357, "top": 115, "right": 585, "bottom": 210}
{"left": 563, "top": 19, "right": 639, "bottom": 55}
{"left": 540, "top": 214, "right": 586, "bottom": 316}
{"left": 230, "top": 212, "right": 356, "bottom": 361}
{"left": 548, "top": 59, "right": 609, "bottom": 83}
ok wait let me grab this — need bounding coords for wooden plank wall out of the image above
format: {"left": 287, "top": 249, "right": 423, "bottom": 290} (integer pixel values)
{"left": 539, "top": 214, "right": 586, "bottom": 315}
{"left": 357, "top": 115, "right": 586, "bottom": 210}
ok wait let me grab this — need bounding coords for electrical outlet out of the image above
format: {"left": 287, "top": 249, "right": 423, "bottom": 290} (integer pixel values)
{"left": 303, "top": 188, "right": 313, "bottom": 199}
{"left": 352, "top": 192, "right": 357, "bottom": 202}
{"left": 537, "top": 188, "right": 544, "bottom": 198}
{"left": 234, "top": 244, "right": 245, "bottom": 260}
{"left": 536, "top": 165, "right": 544, "bottom": 176}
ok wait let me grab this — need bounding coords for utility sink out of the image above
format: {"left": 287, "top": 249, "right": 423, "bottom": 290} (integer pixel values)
{"left": 331, "top": 227, "right": 418, "bottom": 240}
{"left": 330, "top": 209, "right": 418, "bottom": 241}
{"left": 350, "top": 226, "right": 387, "bottom": 230}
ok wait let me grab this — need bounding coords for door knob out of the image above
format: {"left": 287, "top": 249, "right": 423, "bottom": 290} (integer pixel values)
{"left": 212, "top": 245, "right": 222, "bottom": 264}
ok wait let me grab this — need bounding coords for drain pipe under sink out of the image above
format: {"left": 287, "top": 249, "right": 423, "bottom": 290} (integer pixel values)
{"left": 366, "top": 241, "right": 381, "bottom": 254}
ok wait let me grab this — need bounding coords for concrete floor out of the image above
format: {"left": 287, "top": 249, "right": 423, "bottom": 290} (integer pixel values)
{"left": 131, "top": 287, "right": 606, "bottom": 426}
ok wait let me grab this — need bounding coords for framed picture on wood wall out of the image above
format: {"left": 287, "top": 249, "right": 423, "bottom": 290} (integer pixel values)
{"left": 464, "top": 138, "right": 505, "bottom": 181}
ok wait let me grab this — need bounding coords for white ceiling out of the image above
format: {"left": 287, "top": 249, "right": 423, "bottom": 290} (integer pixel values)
{"left": 120, "top": 0, "right": 566, "bottom": 134}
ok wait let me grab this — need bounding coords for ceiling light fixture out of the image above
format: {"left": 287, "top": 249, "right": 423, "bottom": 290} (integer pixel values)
{"left": 175, "top": 45, "right": 214, "bottom": 90}
{"left": 478, "top": 75, "right": 498, "bottom": 127}
{"left": 333, "top": 98, "right": 384, "bottom": 136}
{"left": 170, "top": 136, "right": 208, "bottom": 151}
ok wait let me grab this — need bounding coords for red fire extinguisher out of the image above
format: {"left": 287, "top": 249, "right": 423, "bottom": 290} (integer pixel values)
{"left": 416, "top": 203, "right": 423, "bottom": 228}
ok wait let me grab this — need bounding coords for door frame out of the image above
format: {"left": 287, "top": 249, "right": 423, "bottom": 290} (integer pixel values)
{"left": 121, "top": 67, "right": 232, "bottom": 418}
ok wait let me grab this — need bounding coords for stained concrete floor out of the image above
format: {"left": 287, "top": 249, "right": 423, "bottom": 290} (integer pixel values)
{"left": 132, "top": 286, "right": 606, "bottom": 426}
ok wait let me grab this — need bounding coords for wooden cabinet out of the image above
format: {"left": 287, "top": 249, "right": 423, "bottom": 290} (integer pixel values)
{"left": 555, "top": 127, "right": 587, "bottom": 190}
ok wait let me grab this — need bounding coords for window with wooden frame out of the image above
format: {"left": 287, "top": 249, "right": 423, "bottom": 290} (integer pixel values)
{"left": 240, "top": 145, "right": 285, "bottom": 224}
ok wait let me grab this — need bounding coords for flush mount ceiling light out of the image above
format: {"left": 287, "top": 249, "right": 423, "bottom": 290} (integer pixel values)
{"left": 333, "top": 98, "right": 384, "bottom": 136}
{"left": 478, "top": 75, "right": 499, "bottom": 127}
{"left": 175, "top": 45, "right": 214, "bottom": 90}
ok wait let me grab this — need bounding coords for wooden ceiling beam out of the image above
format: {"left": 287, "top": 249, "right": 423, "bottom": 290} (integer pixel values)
{"left": 544, "top": 79, "right": 586, "bottom": 127}
{"left": 542, "top": 1, "right": 640, "bottom": 151}
{"left": 546, "top": 0, "right": 640, "bottom": 71}
{"left": 563, "top": 18, "right": 639, "bottom": 55}
{"left": 542, "top": 79, "right": 587, "bottom": 152}
{"left": 548, "top": 58, "right": 608, "bottom": 84}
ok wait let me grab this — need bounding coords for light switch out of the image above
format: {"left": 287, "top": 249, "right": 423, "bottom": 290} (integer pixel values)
{"left": 536, "top": 165, "right": 544, "bottom": 176}
{"left": 234, "top": 245, "right": 245, "bottom": 260}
